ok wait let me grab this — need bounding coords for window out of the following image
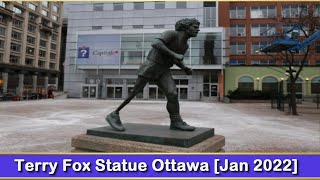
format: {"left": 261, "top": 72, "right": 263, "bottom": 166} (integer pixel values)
{"left": 238, "top": 76, "right": 254, "bottom": 91}
{"left": 25, "top": 58, "right": 33, "bottom": 66}
{"left": 316, "top": 60, "right": 320, "bottom": 65}
{"left": 10, "top": 43, "right": 20, "bottom": 52}
{"left": 11, "top": 31, "right": 22, "bottom": 41}
{"left": 315, "top": 5, "right": 320, "bottom": 17}
{"left": 52, "top": 15, "right": 58, "bottom": 22}
{"left": 0, "top": 14, "right": 5, "bottom": 23}
{"left": 230, "top": 42, "right": 246, "bottom": 55}
{"left": 29, "top": 13, "right": 38, "bottom": 22}
{"left": 262, "top": 76, "right": 278, "bottom": 93}
{"left": 40, "top": 31, "right": 47, "bottom": 39}
{"left": 154, "top": 24, "right": 165, "bottom": 29}
{"left": 251, "top": 42, "right": 269, "bottom": 54}
{"left": 93, "top": 3, "right": 103, "bottom": 11}
{"left": 13, "top": 19, "right": 22, "bottom": 28}
{"left": 134, "top": 2, "right": 144, "bottom": 10}
{"left": 311, "top": 76, "right": 320, "bottom": 94}
{"left": 39, "top": 50, "right": 46, "bottom": 57}
{"left": 112, "top": 26, "right": 122, "bottom": 29}
{"left": 53, "top": 4, "right": 59, "bottom": 13}
{"left": 0, "top": 2, "right": 6, "bottom": 8}
{"left": 10, "top": 55, "right": 19, "bottom": 64}
{"left": 204, "top": 1, "right": 216, "bottom": 7}
{"left": 13, "top": 7, "right": 22, "bottom": 15}
{"left": 282, "top": 5, "right": 307, "bottom": 18}
{"left": 41, "top": 10, "right": 48, "bottom": 17}
{"left": 42, "top": 1, "right": 48, "bottom": 7}
{"left": 155, "top": 1, "right": 165, "bottom": 9}
{"left": 50, "top": 53, "right": 56, "bottom": 59}
{"left": 0, "top": 53, "right": 3, "bottom": 62}
{"left": 251, "top": 59, "right": 276, "bottom": 65}
{"left": 52, "top": 24, "right": 59, "bottom": 32}
{"left": 204, "top": 6, "right": 216, "bottom": 27}
{"left": 251, "top": 6, "right": 276, "bottom": 18}
{"left": 230, "top": 6, "right": 246, "bottom": 19}
{"left": 176, "top": 2, "right": 186, "bottom": 9}
{"left": 40, "top": 40, "right": 47, "bottom": 48}
{"left": 0, "top": 27, "right": 5, "bottom": 36}
{"left": 133, "top": 25, "right": 143, "bottom": 29}
{"left": 38, "top": 60, "right": 45, "bottom": 67}
{"left": 52, "top": 34, "right": 58, "bottom": 41}
{"left": 287, "top": 77, "right": 303, "bottom": 97}
{"left": 251, "top": 24, "right": 276, "bottom": 36}
{"left": 230, "top": 24, "right": 245, "bottom": 36}
{"left": 282, "top": 24, "right": 305, "bottom": 36}
{"left": 315, "top": 41, "right": 320, "bottom": 53}
{"left": 51, "top": 43, "right": 56, "bottom": 50}
{"left": 92, "top": 26, "right": 102, "bottom": 30}
{"left": 27, "top": 36, "right": 35, "bottom": 44}
{"left": 28, "top": 3, "right": 37, "bottom": 11}
{"left": 229, "top": 59, "right": 246, "bottom": 65}
{"left": 113, "top": 3, "right": 123, "bottom": 10}
{"left": 49, "top": 62, "right": 56, "bottom": 69}
{"left": 26, "top": 47, "right": 35, "bottom": 55}
{"left": 0, "top": 40, "right": 4, "bottom": 49}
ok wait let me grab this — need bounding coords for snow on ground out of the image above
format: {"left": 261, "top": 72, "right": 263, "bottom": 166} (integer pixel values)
{"left": 0, "top": 99, "right": 319, "bottom": 152}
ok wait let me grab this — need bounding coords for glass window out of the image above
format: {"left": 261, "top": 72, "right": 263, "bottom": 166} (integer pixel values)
{"left": 41, "top": 10, "right": 48, "bottom": 16}
{"left": 154, "top": 24, "right": 165, "bottom": 29}
{"left": 53, "top": 4, "right": 59, "bottom": 13}
{"left": 204, "top": 2, "right": 216, "bottom": 7}
{"left": 251, "top": 6, "right": 276, "bottom": 18}
{"left": 92, "top": 26, "right": 102, "bottom": 30}
{"left": 40, "top": 40, "right": 47, "bottom": 48}
{"left": 39, "top": 50, "right": 46, "bottom": 57}
{"left": 52, "top": 15, "right": 58, "bottom": 22}
{"left": 238, "top": 76, "right": 254, "bottom": 91}
{"left": 10, "top": 55, "right": 19, "bottom": 64}
{"left": 42, "top": 1, "right": 48, "bottom": 7}
{"left": 38, "top": 60, "right": 46, "bottom": 67}
{"left": 28, "top": 24, "right": 36, "bottom": 33}
{"left": 0, "top": 40, "right": 4, "bottom": 49}
{"left": 176, "top": 2, "right": 186, "bottom": 9}
{"left": 50, "top": 53, "right": 56, "bottom": 59}
{"left": 133, "top": 25, "right": 143, "bottom": 29}
{"left": 13, "top": 7, "right": 22, "bottom": 15}
{"left": 49, "top": 62, "right": 56, "bottom": 69}
{"left": 27, "top": 36, "right": 35, "bottom": 44}
{"left": 11, "top": 31, "right": 22, "bottom": 41}
{"left": 287, "top": 77, "right": 303, "bottom": 97}
{"left": 121, "top": 34, "right": 143, "bottom": 65}
{"left": 93, "top": 3, "right": 103, "bottom": 11}
{"left": 229, "top": 59, "right": 246, "bottom": 65}
{"left": 25, "top": 58, "right": 33, "bottom": 66}
{"left": 28, "top": 3, "right": 37, "bottom": 11}
{"left": 0, "top": 2, "right": 6, "bottom": 8}
{"left": 10, "top": 43, "right": 21, "bottom": 52}
{"left": 230, "top": 6, "right": 246, "bottom": 19}
{"left": 251, "top": 24, "right": 276, "bottom": 36}
{"left": 230, "top": 24, "right": 245, "bottom": 36}
{"left": 311, "top": 76, "right": 320, "bottom": 94}
{"left": 26, "top": 47, "right": 35, "bottom": 55}
{"left": 51, "top": 43, "right": 56, "bottom": 50}
{"left": 315, "top": 5, "right": 320, "bottom": 17}
{"left": 29, "top": 13, "right": 38, "bottom": 22}
{"left": 155, "top": 1, "right": 165, "bottom": 9}
{"left": 282, "top": 5, "right": 307, "bottom": 18}
{"left": 251, "top": 42, "right": 268, "bottom": 54}
{"left": 251, "top": 59, "right": 276, "bottom": 65}
{"left": 230, "top": 42, "right": 246, "bottom": 55}
{"left": 204, "top": 6, "right": 216, "bottom": 27}
{"left": 134, "top": 2, "right": 144, "bottom": 10}
{"left": 0, "top": 27, "right": 5, "bottom": 36}
{"left": 112, "top": 26, "right": 122, "bottom": 29}
{"left": 262, "top": 76, "right": 278, "bottom": 93}
{"left": 113, "top": 3, "right": 123, "bottom": 10}
{"left": 13, "top": 19, "right": 23, "bottom": 28}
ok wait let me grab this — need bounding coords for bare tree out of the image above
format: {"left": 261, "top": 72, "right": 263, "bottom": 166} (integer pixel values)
{"left": 262, "top": 4, "right": 320, "bottom": 115}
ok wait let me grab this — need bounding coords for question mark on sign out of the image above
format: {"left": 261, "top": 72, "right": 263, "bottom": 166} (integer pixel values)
{"left": 81, "top": 50, "right": 87, "bottom": 57}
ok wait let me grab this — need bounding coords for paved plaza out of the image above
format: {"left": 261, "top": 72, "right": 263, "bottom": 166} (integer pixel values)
{"left": 0, "top": 99, "right": 319, "bottom": 152}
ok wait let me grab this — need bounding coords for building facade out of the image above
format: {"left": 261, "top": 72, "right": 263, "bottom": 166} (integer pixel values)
{"left": 219, "top": 2, "right": 320, "bottom": 98}
{"left": 0, "top": 1, "right": 63, "bottom": 96}
{"left": 64, "top": 2, "right": 228, "bottom": 100}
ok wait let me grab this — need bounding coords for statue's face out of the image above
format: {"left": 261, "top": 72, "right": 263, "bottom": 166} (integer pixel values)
{"left": 186, "top": 23, "right": 200, "bottom": 37}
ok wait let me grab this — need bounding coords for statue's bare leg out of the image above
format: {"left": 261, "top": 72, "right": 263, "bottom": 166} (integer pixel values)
{"left": 156, "top": 72, "right": 195, "bottom": 131}
{"left": 106, "top": 76, "right": 149, "bottom": 131}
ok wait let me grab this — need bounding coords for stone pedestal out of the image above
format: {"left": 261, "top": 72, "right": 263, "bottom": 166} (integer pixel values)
{"left": 72, "top": 123, "right": 225, "bottom": 152}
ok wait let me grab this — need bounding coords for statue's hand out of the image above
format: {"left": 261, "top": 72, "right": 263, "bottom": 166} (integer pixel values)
{"left": 184, "top": 67, "right": 193, "bottom": 75}
{"left": 174, "top": 54, "right": 184, "bottom": 62}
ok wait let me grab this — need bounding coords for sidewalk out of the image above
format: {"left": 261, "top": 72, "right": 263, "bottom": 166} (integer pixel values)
{"left": 0, "top": 99, "right": 319, "bottom": 152}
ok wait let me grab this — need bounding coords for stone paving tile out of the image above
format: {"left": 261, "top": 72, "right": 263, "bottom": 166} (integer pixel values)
{"left": 0, "top": 99, "right": 319, "bottom": 152}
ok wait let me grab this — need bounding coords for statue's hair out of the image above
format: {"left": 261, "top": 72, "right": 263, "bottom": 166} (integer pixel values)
{"left": 175, "top": 18, "right": 200, "bottom": 31}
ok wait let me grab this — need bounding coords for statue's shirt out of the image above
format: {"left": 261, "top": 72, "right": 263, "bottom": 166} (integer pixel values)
{"left": 137, "top": 30, "right": 188, "bottom": 80}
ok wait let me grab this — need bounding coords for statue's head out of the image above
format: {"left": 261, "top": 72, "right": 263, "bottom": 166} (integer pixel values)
{"left": 175, "top": 18, "right": 200, "bottom": 37}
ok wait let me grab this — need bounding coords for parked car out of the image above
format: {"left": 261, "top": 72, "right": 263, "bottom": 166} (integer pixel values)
{"left": 0, "top": 93, "right": 20, "bottom": 101}
{"left": 23, "top": 93, "right": 44, "bottom": 100}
